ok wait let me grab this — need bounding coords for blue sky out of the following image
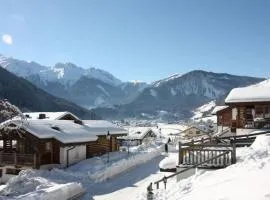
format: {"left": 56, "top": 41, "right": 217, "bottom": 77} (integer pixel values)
{"left": 0, "top": 0, "right": 270, "bottom": 82}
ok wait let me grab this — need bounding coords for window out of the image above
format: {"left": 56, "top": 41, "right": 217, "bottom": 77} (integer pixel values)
{"left": 265, "top": 106, "right": 270, "bottom": 118}
{"left": 246, "top": 108, "right": 253, "bottom": 120}
{"left": 45, "top": 142, "right": 52, "bottom": 152}
{"left": 6, "top": 168, "right": 21, "bottom": 175}
{"left": 255, "top": 106, "right": 264, "bottom": 118}
{"left": 196, "top": 131, "right": 200, "bottom": 135}
{"left": 232, "top": 108, "right": 237, "bottom": 120}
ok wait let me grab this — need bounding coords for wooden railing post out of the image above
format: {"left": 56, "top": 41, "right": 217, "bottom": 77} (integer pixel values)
{"left": 178, "top": 142, "right": 183, "bottom": 165}
{"left": 232, "top": 142, "right": 236, "bottom": 164}
{"left": 33, "top": 153, "right": 37, "bottom": 168}
{"left": 147, "top": 183, "right": 154, "bottom": 200}
{"left": 14, "top": 152, "right": 17, "bottom": 165}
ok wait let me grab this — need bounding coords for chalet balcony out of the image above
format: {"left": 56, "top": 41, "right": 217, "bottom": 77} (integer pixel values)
{"left": 244, "top": 118, "right": 270, "bottom": 129}
{"left": 0, "top": 152, "right": 35, "bottom": 166}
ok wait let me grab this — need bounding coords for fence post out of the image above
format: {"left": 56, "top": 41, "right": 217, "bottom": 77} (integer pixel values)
{"left": 163, "top": 176, "right": 167, "bottom": 190}
{"left": 179, "top": 142, "right": 183, "bottom": 165}
{"left": 14, "top": 152, "right": 17, "bottom": 165}
{"left": 147, "top": 183, "right": 154, "bottom": 200}
{"left": 232, "top": 141, "right": 236, "bottom": 164}
{"left": 34, "top": 153, "right": 37, "bottom": 168}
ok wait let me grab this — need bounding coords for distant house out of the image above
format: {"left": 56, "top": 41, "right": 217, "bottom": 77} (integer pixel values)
{"left": 181, "top": 126, "right": 209, "bottom": 138}
{"left": 118, "top": 127, "right": 156, "bottom": 146}
{"left": 225, "top": 80, "right": 270, "bottom": 132}
{"left": 0, "top": 117, "right": 127, "bottom": 183}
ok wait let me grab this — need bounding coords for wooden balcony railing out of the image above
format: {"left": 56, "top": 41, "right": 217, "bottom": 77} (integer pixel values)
{"left": 0, "top": 152, "right": 35, "bottom": 166}
{"left": 245, "top": 118, "right": 270, "bottom": 129}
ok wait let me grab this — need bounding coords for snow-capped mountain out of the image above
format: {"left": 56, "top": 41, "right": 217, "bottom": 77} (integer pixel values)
{"left": 4, "top": 57, "right": 146, "bottom": 108}
{"left": 3, "top": 56, "right": 265, "bottom": 120}
{"left": 93, "top": 70, "right": 264, "bottom": 120}
{"left": 6, "top": 58, "right": 122, "bottom": 86}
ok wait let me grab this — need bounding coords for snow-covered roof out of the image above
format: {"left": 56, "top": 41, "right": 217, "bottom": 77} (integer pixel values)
{"left": 2, "top": 120, "right": 98, "bottom": 144}
{"left": 83, "top": 120, "right": 127, "bottom": 135}
{"left": 225, "top": 79, "right": 270, "bottom": 103}
{"left": 23, "top": 112, "right": 80, "bottom": 120}
{"left": 211, "top": 106, "right": 229, "bottom": 115}
{"left": 119, "top": 127, "right": 153, "bottom": 140}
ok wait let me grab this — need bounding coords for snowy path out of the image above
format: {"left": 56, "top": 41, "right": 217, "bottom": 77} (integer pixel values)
{"left": 86, "top": 155, "right": 168, "bottom": 200}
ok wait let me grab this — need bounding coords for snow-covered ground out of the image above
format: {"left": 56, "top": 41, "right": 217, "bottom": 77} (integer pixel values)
{"left": 141, "top": 133, "right": 270, "bottom": 200}
{"left": 3, "top": 132, "right": 270, "bottom": 200}
{"left": 191, "top": 101, "right": 216, "bottom": 120}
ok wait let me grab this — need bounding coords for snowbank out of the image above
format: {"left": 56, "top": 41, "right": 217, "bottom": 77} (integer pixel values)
{"left": 0, "top": 142, "right": 164, "bottom": 199}
{"left": 143, "top": 134, "right": 270, "bottom": 200}
{"left": 0, "top": 170, "right": 84, "bottom": 200}
{"left": 159, "top": 153, "right": 178, "bottom": 169}
{"left": 69, "top": 143, "right": 163, "bottom": 182}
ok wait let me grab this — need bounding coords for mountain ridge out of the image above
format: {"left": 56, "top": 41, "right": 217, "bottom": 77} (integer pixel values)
{"left": 0, "top": 66, "right": 99, "bottom": 120}
{"left": 2, "top": 56, "right": 265, "bottom": 121}
{"left": 93, "top": 70, "right": 264, "bottom": 120}
{"left": 5, "top": 57, "right": 148, "bottom": 108}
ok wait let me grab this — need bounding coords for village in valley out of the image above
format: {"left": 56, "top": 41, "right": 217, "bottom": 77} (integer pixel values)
{"left": 1, "top": 1, "right": 270, "bottom": 200}
{"left": 0, "top": 76, "right": 270, "bottom": 199}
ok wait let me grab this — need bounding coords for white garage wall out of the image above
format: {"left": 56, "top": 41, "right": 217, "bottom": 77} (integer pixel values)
{"left": 60, "top": 145, "right": 86, "bottom": 167}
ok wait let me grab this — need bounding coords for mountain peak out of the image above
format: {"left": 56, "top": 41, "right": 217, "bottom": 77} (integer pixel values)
{"left": 85, "top": 67, "right": 122, "bottom": 86}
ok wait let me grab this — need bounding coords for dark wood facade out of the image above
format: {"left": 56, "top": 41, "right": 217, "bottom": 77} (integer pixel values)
{"left": 86, "top": 134, "right": 124, "bottom": 158}
{"left": 216, "top": 107, "right": 232, "bottom": 127}
{"left": 225, "top": 102, "right": 270, "bottom": 131}
{"left": 0, "top": 129, "right": 63, "bottom": 169}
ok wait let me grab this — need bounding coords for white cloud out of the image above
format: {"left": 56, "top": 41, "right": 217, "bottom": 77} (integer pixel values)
{"left": 2, "top": 34, "right": 13, "bottom": 45}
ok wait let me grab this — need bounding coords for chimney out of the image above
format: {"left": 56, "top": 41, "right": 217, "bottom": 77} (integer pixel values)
{"left": 39, "top": 113, "right": 46, "bottom": 119}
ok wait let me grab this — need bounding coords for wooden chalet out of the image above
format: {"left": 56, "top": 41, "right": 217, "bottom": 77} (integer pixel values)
{"left": 0, "top": 117, "right": 127, "bottom": 182}
{"left": 118, "top": 127, "right": 156, "bottom": 146}
{"left": 225, "top": 82, "right": 270, "bottom": 132}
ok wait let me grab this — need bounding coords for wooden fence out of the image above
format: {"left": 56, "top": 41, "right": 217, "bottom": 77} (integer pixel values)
{"left": 178, "top": 142, "right": 236, "bottom": 168}
{"left": 147, "top": 130, "right": 270, "bottom": 199}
